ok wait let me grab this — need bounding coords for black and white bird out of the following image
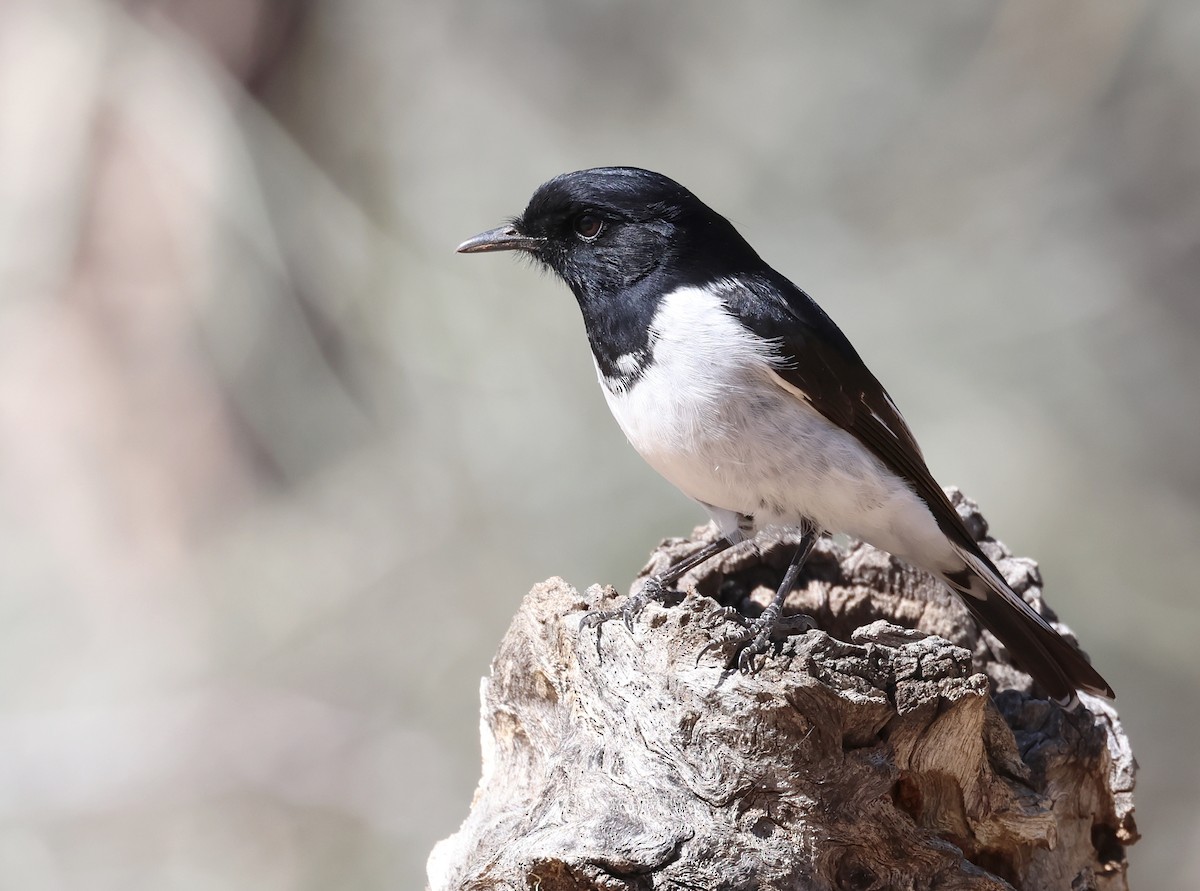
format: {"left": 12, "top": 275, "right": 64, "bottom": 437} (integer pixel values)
{"left": 457, "top": 166, "right": 1111, "bottom": 704}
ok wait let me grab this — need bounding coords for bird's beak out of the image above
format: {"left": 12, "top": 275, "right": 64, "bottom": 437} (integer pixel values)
{"left": 456, "top": 225, "right": 545, "bottom": 254}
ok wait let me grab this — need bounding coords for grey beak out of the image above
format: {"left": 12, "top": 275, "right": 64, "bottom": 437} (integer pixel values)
{"left": 456, "top": 225, "right": 545, "bottom": 254}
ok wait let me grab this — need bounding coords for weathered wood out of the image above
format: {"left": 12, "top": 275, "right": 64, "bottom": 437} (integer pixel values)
{"left": 428, "top": 490, "right": 1137, "bottom": 890}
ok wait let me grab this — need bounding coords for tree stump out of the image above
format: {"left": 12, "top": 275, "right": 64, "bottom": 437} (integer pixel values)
{"left": 427, "top": 490, "right": 1137, "bottom": 890}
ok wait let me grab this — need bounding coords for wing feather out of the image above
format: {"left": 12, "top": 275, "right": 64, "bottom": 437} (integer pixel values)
{"left": 718, "top": 273, "right": 981, "bottom": 558}
{"left": 707, "top": 273, "right": 1112, "bottom": 700}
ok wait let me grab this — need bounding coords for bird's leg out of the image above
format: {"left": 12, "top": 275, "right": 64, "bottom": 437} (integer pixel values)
{"left": 579, "top": 534, "right": 739, "bottom": 652}
{"left": 704, "top": 519, "right": 820, "bottom": 673}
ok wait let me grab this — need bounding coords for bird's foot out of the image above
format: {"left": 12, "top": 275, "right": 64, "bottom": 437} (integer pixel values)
{"left": 700, "top": 603, "right": 817, "bottom": 673}
{"left": 579, "top": 577, "right": 676, "bottom": 655}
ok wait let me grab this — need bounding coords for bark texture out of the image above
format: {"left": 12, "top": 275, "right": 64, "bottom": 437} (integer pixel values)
{"left": 427, "top": 490, "right": 1137, "bottom": 891}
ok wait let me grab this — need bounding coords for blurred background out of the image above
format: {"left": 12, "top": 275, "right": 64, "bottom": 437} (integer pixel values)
{"left": 0, "top": 0, "right": 1196, "bottom": 888}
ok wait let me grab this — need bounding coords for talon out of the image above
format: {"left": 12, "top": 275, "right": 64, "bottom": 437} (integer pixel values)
{"left": 578, "top": 575, "right": 682, "bottom": 657}
{"left": 579, "top": 608, "right": 618, "bottom": 631}
{"left": 734, "top": 643, "right": 753, "bottom": 672}
{"left": 707, "top": 608, "right": 818, "bottom": 674}
{"left": 706, "top": 605, "right": 746, "bottom": 630}
{"left": 578, "top": 611, "right": 601, "bottom": 630}
{"left": 579, "top": 608, "right": 619, "bottom": 658}
{"left": 735, "top": 633, "right": 772, "bottom": 674}
{"left": 696, "top": 638, "right": 721, "bottom": 666}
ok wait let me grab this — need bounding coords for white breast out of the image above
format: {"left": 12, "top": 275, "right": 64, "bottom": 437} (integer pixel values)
{"left": 596, "top": 285, "right": 956, "bottom": 571}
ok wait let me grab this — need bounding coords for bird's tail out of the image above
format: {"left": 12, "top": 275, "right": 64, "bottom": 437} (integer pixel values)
{"left": 942, "top": 544, "right": 1113, "bottom": 705}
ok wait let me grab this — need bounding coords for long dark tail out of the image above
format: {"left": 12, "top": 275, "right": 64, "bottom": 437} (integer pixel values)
{"left": 943, "top": 544, "right": 1112, "bottom": 705}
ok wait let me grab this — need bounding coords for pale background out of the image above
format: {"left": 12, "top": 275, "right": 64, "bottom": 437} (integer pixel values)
{"left": 0, "top": 1, "right": 1196, "bottom": 889}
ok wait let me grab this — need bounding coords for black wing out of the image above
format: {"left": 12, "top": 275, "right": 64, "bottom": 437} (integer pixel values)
{"left": 722, "top": 272, "right": 981, "bottom": 558}
{"left": 722, "top": 272, "right": 1113, "bottom": 700}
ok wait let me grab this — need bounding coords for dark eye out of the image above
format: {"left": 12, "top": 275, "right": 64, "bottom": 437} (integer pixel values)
{"left": 573, "top": 213, "right": 604, "bottom": 240}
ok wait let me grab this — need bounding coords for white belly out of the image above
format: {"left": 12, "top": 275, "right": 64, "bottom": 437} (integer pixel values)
{"left": 597, "top": 286, "right": 956, "bottom": 570}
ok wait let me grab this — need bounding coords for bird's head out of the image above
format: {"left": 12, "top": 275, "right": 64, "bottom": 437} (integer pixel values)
{"left": 457, "top": 167, "right": 760, "bottom": 305}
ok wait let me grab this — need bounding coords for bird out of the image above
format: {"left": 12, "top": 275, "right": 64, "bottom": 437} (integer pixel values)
{"left": 457, "top": 166, "right": 1112, "bottom": 705}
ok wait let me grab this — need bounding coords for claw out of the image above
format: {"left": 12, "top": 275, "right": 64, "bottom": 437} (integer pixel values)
{"left": 737, "top": 648, "right": 760, "bottom": 674}
{"left": 578, "top": 608, "right": 618, "bottom": 657}
{"left": 701, "top": 604, "right": 818, "bottom": 674}
{"left": 695, "top": 638, "right": 721, "bottom": 666}
{"left": 705, "top": 605, "right": 747, "bottom": 631}
{"left": 578, "top": 612, "right": 604, "bottom": 630}
{"left": 737, "top": 626, "right": 780, "bottom": 673}
{"left": 579, "top": 576, "right": 677, "bottom": 656}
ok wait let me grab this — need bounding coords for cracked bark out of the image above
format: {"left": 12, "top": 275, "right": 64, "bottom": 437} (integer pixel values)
{"left": 427, "top": 490, "right": 1137, "bottom": 891}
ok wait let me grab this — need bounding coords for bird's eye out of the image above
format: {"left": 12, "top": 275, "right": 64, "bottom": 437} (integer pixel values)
{"left": 573, "top": 213, "right": 604, "bottom": 240}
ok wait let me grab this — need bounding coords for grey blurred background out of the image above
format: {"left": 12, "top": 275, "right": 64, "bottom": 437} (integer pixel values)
{"left": 0, "top": 1, "right": 1196, "bottom": 888}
